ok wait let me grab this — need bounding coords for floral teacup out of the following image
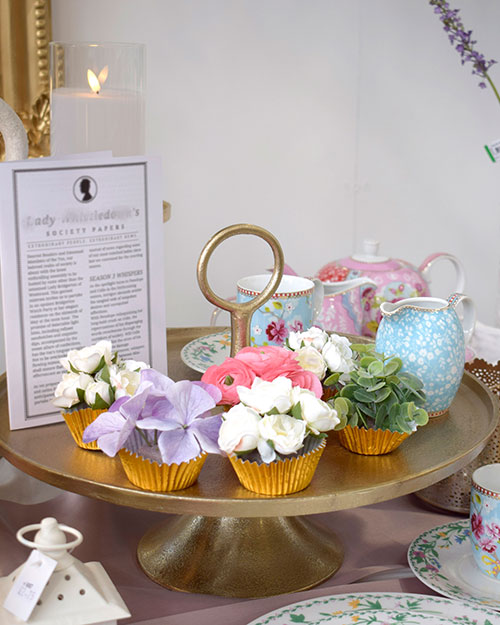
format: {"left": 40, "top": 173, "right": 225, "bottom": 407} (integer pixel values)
{"left": 470, "top": 463, "right": 500, "bottom": 579}
{"left": 236, "top": 275, "right": 323, "bottom": 347}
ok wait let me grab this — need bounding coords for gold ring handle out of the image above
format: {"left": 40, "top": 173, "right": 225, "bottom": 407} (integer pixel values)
{"left": 197, "top": 224, "right": 284, "bottom": 356}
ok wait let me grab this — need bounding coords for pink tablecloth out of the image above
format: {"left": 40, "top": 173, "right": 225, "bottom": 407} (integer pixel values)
{"left": 0, "top": 485, "right": 464, "bottom": 625}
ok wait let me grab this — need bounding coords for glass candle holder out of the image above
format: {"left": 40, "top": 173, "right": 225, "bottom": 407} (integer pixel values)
{"left": 50, "top": 42, "right": 145, "bottom": 156}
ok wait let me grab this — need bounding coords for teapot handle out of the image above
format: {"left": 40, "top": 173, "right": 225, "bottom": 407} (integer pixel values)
{"left": 447, "top": 293, "right": 476, "bottom": 344}
{"left": 419, "top": 252, "right": 466, "bottom": 292}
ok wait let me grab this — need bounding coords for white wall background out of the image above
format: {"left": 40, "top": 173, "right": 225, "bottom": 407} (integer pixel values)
{"left": 2, "top": 0, "right": 500, "bottom": 371}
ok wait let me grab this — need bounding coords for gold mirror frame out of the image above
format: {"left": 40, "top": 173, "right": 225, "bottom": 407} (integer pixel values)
{"left": 0, "top": 0, "right": 51, "bottom": 158}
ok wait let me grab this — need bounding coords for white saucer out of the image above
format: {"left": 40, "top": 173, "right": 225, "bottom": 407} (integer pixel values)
{"left": 408, "top": 519, "right": 500, "bottom": 610}
{"left": 246, "top": 591, "right": 500, "bottom": 625}
{"left": 180, "top": 331, "right": 231, "bottom": 373}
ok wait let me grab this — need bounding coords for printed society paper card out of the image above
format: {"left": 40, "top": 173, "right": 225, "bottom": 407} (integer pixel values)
{"left": 0, "top": 156, "right": 167, "bottom": 429}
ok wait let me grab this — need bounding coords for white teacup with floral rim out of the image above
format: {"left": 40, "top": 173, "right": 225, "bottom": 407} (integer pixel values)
{"left": 470, "top": 463, "right": 500, "bottom": 579}
{"left": 236, "top": 274, "right": 323, "bottom": 347}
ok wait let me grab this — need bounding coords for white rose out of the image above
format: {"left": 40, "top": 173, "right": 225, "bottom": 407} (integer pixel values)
{"left": 61, "top": 340, "right": 114, "bottom": 374}
{"left": 218, "top": 404, "right": 262, "bottom": 454}
{"left": 291, "top": 387, "right": 340, "bottom": 434}
{"left": 322, "top": 334, "right": 354, "bottom": 374}
{"left": 53, "top": 372, "right": 93, "bottom": 409}
{"left": 288, "top": 326, "right": 328, "bottom": 351}
{"left": 295, "top": 345, "right": 327, "bottom": 380}
{"left": 122, "top": 359, "right": 149, "bottom": 372}
{"left": 84, "top": 380, "right": 112, "bottom": 407}
{"left": 109, "top": 367, "right": 142, "bottom": 399}
{"left": 258, "top": 413, "right": 306, "bottom": 455}
{"left": 237, "top": 377, "right": 293, "bottom": 414}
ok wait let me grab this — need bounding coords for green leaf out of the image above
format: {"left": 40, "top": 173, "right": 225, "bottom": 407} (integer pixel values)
{"left": 374, "top": 386, "right": 392, "bottom": 403}
{"left": 99, "top": 364, "right": 111, "bottom": 384}
{"left": 76, "top": 387, "right": 86, "bottom": 403}
{"left": 383, "top": 357, "right": 402, "bottom": 376}
{"left": 375, "top": 404, "right": 388, "bottom": 429}
{"left": 92, "top": 392, "right": 110, "bottom": 410}
{"left": 291, "top": 403, "right": 303, "bottom": 420}
{"left": 353, "top": 388, "right": 375, "bottom": 403}
{"left": 94, "top": 355, "right": 106, "bottom": 374}
{"left": 351, "top": 343, "right": 375, "bottom": 354}
{"left": 367, "top": 360, "right": 384, "bottom": 376}
{"left": 324, "top": 372, "right": 340, "bottom": 386}
{"left": 413, "top": 407, "right": 429, "bottom": 426}
{"left": 359, "top": 356, "right": 378, "bottom": 368}
{"left": 273, "top": 301, "right": 283, "bottom": 310}
{"left": 224, "top": 375, "right": 234, "bottom": 385}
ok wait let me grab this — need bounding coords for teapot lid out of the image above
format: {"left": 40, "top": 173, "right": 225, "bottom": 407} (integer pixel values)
{"left": 351, "top": 240, "right": 389, "bottom": 263}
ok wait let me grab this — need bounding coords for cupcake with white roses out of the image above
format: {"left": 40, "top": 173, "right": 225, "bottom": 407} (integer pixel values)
{"left": 53, "top": 340, "right": 148, "bottom": 450}
{"left": 287, "top": 327, "right": 355, "bottom": 399}
{"left": 218, "top": 376, "right": 341, "bottom": 495}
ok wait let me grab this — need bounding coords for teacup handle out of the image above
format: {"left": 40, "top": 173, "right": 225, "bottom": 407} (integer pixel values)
{"left": 311, "top": 278, "right": 324, "bottom": 321}
{"left": 447, "top": 293, "right": 476, "bottom": 344}
{"left": 197, "top": 224, "right": 284, "bottom": 356}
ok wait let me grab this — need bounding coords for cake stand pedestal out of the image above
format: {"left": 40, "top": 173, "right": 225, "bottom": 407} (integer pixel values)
{"left": 0, "top": 328, "right": 497, "bottom": 597}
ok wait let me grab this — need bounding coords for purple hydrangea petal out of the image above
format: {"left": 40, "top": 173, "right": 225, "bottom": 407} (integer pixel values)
{"left": 163, "top": 381, "right": 217, "bottom": 426}
{"left": 140, "top": 369, "right": 174, "bottom": 392}
{"left": 136, "top": 416, "right": 181, "bottom": 431}
{"left": 83, "top": 410, "right": 126, "bottom": 442}
{"left": 193, "top": 381, "right": 222, "bottom": 405}
{"left": 158, "top": 428, "right": 201, "bottom": 465}
{"left": 189, "top": 414, "right": 223, "bottom": 455}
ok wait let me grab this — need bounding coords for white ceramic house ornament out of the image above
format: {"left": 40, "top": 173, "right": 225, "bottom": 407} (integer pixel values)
{"left": 0, "top": 517, "right": 130, "bottom": 624}
{"left": 0, "top": 97, "right": 28, "bottom": 161}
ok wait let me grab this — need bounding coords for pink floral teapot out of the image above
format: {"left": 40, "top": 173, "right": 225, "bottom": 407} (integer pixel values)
{"left": 316, "top": 240, "right": 466, "bottom": 337}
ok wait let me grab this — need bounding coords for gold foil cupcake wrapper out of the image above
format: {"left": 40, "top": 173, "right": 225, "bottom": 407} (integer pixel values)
{"left": 228, "top": 438, "right": 326, "bottom": 495}
{"left": 62, "top": 407, "right": 106, "bottom": 450}
{"left": 338, "top": 425, "right": 410, "bottom": 455}
{"left": 118, "top": 449, "right": 207, "bottom": 492}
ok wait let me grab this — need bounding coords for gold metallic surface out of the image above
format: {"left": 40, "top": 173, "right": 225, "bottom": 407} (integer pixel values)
{"left": 137, "top": 515, "right": 344, "bottom": 597}
{"left": 0, "top": 0, "right": 51, "bottom": 158}
{"left": 0, "top": 328, "right": 497, "bottom": 518}
{"left": 196, "top": 225, "right": 284, "bottom": 355}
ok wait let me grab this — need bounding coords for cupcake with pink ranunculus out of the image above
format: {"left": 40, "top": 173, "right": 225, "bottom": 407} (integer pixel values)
{"left": 53, "top": 340, "right": 149, "bottom": 450}
{"left": 217, "top": 375, "right": 341, "bottom": 495}
{"left": 201, "top": 345, "right": 322, "bottom": 407}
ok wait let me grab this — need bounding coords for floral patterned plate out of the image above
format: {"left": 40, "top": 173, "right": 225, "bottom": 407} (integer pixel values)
{"left": 408, "top": 519, "right": 500, "bottom": 610}
{"left": 181, "top": 331, "right": 231, "bottom": 373}
{"left": 246, "top": 592, "right": 500, "bottom": 624}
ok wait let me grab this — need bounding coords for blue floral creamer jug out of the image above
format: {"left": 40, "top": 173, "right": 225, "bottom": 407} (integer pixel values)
{"left": 375, "top": 293, "right": 475, "bottom": 417}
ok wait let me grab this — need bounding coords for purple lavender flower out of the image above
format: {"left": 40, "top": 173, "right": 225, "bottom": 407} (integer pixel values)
{"left": 430, "top": 0, "right": 500, "bottom": 104}
{"left": 83, "top": 369, "right": 223, "bottom": 465}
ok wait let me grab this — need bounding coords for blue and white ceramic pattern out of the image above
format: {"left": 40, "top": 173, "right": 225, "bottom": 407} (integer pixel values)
{"left": 375, "top": 293, "right": 475, "bottom": 416}
{"left": 237, "top": 274, "right": 323, "bottom": 347}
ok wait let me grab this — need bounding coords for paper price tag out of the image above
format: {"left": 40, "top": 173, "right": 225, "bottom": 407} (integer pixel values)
{"left": 3, "top": 549, "right": 57, "bottom": 621}
{"left": 485, "top": 139, "right": 500, "bottom": 162}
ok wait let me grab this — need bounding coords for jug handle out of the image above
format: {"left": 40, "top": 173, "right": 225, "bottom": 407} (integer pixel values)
{"left": 419, "top": 253, "right": 466, "bottom": 292}
{"left": 447, "top": 293, "right": 476, "bottom": 344}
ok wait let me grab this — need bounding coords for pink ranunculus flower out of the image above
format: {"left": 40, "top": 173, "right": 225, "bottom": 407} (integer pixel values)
{"left": 471, "top": 512, "right": 484, "bottom": 539}
{"left": 288, "top": 369, "right": 322, "bottom": 398}
{"left": 235, "top": 345, "right": 300, "bottom": 380}
{"left": 265, "top": 319, "right": 288, "bottom": 344}
{"left": 201, "top": 358, "right": 256, "bottom": 406}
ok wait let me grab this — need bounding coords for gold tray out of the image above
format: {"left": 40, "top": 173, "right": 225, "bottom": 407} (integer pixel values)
{"left": 0, "top": 327, "right": 497, "bottom": 597}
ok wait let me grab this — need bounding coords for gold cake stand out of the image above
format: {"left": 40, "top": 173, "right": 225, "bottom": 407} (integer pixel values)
{"left": 0, "top": 327, "right": 498, "bottom": 598}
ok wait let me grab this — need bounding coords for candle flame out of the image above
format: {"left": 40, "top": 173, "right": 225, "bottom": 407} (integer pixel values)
{"left": 87, "top": 66, "right": 109, "bottom": 94}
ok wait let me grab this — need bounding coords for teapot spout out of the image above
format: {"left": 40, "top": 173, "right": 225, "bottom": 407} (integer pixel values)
{"left": 322, "top": 276, "right": 376, "bottom": 297}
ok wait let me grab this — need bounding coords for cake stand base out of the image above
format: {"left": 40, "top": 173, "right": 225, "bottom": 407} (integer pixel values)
{"left": 137, "top": 514, "right": 344, "bottom": 597}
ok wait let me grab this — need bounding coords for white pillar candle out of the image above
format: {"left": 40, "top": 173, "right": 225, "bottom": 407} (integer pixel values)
{"left": 51, "top": 87, "right": 144, "bottom": 157}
